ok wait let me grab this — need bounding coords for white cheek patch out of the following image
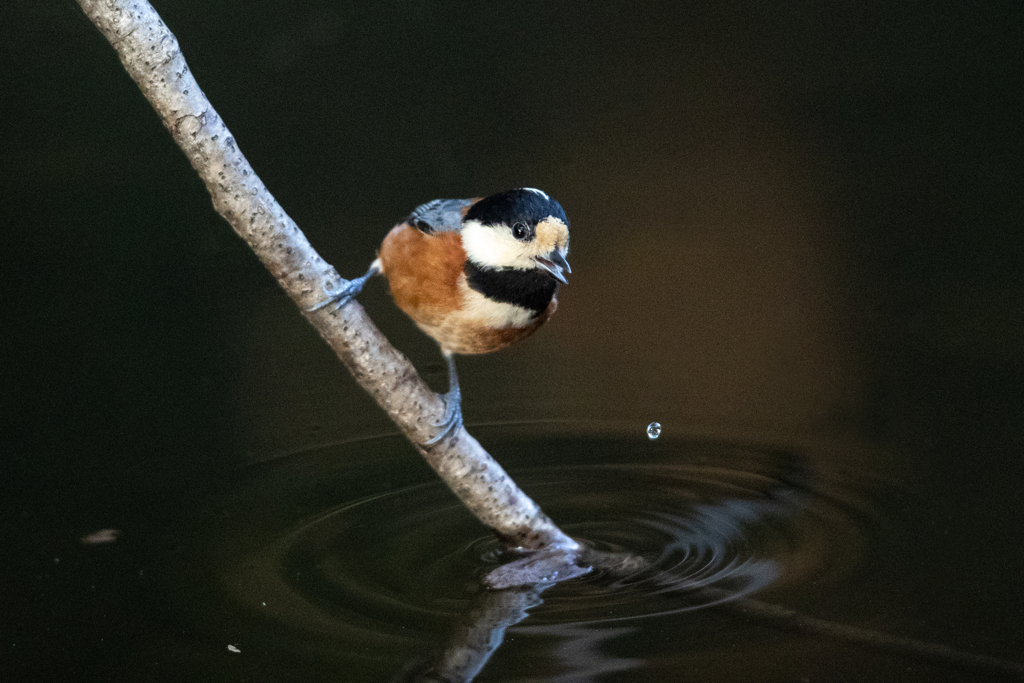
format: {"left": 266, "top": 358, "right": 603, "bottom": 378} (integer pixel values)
{"left": 461, "top": 220, "right": 535, "bottom": 270}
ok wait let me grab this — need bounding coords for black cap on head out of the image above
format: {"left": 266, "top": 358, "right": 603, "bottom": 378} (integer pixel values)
{"left": 464, "top": 188, "right": 568, "bottom": 230}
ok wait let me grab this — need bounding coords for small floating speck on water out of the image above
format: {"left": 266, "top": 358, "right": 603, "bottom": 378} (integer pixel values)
{"left": 81, "top": 528, "right": 121, "bottom": 545}
{"left": 227, "top": 644, "right": 241, "bottom": 653}
{"left": 647, "top": 422, "right": 662, "bottom": 440}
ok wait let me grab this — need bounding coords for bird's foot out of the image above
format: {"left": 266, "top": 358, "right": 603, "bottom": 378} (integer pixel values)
{"left": 306, "top": 261, "right": 380, "bottom": 312}
{"left": 425, "top": 354, "right": 463, "bottom": 446}
{"left": 424, "top": 386, "right": 463, "bottom": 446}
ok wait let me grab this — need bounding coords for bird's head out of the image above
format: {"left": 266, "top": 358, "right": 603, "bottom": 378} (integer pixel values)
{"left": 460, "top": 188, "right": 571, "bottom": 284}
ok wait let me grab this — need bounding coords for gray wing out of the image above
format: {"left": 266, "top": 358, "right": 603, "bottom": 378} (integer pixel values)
{"left": 406, "top": 198, "right": 476, "bottom": 234}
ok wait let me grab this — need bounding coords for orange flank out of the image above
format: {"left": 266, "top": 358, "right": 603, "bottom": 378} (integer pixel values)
{"left": 379, "top": 223, "right": 465, "bottom": 325}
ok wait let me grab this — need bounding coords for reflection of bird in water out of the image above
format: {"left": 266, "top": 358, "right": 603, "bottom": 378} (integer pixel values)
{"left": 312, "top": 188, "right": 571, "bottom": 445}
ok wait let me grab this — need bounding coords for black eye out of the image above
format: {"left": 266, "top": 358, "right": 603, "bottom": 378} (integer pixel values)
{"left": 512, "top": 221, "right": 530, "bottom": 241}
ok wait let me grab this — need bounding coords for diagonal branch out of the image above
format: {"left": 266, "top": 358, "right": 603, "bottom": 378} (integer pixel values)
{"left": 75, "top": 0, "right": 580, "bottom": 569}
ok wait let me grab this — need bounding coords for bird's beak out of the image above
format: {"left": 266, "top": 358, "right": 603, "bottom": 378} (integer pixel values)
{"left": 535, "top": 249, "right": 571, "bottom": 284}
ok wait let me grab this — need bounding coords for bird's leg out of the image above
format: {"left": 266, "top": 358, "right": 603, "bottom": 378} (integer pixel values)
{"left": 306, "top": 259, "right": 381, "bottom": 312}
{"left": 424, "top": 352, "right": 463, "bottom": 446}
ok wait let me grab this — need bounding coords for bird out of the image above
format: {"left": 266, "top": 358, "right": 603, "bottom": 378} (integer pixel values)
{"left": 310, "top": 188, "right": 571, "bottom": 445}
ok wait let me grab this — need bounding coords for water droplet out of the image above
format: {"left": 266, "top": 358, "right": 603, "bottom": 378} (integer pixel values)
{"left": 646, "top": 422, "right": 662, "bottom": 440}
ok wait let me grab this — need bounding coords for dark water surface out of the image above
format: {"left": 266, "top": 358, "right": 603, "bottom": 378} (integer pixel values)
{"left": 149, "top": 426, "right": 1017, "bottom": 681}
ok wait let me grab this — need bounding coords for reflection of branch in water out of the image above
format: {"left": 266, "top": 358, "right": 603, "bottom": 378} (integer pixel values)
{"left": 403, "top": 548, "right": 642, "bottom": 682}
{"left": 404, "top": 581, "right": 642, "bottom": 683}
{"left": 403, "top": 587, "right": 546, "bottom": 683}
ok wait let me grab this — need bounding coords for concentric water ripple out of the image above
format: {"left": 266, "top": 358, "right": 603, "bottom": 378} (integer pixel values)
{"left": 170, "top": 428, "right": 891, "bottom": 678}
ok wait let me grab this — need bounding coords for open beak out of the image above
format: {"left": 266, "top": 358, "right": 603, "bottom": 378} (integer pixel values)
{"left": 535, "top": 249, "right": 571, "bottom": 284}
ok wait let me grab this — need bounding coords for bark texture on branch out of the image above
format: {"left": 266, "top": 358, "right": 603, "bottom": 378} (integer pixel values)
{"left": 76, "top": 0, "right": 578, "bottom": 557}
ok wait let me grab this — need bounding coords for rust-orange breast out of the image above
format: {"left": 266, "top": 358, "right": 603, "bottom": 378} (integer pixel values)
{"left": 378, "top": 223, "right": 465, "bottom": 327}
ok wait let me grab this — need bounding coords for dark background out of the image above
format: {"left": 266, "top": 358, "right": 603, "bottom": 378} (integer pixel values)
{"left": 2, "top": 0, "right": 1022, "bottom": 679}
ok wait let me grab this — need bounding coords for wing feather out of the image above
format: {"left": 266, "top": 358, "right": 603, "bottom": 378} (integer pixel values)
{"left": 406, "top": 198, "right": 477, "bottom": 234}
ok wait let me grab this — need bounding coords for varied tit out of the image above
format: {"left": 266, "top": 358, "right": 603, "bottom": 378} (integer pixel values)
{"left": 311, "top": 188, "right": 571, "bottom": 444}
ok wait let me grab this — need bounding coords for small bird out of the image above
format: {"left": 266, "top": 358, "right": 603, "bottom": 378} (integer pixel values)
{"left": 311, "top": 188, "right": 571, "bottom": 444}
